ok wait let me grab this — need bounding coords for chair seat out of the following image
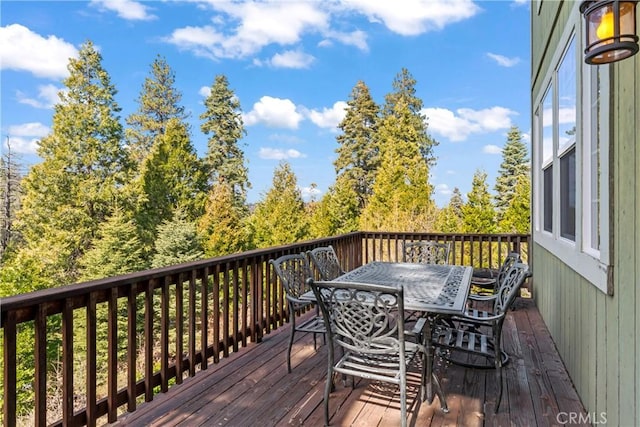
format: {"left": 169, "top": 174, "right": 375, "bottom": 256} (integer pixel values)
{"left": 296, "top": 314, "right": 326, "bottom": 334}
{"left": 432, "top": 326, "right": 509, "bottom": 369}
{"left": 334, "top": 344, "right": 424, "bottom": 385}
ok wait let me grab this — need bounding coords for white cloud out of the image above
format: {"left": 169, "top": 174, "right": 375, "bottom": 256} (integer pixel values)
{"left": 16, "top": 84, "right": 62, "bottom": 109}
{"left": 435, "top": 183, "right": 452, "bottom": 195}
{"left": 301, "top": 185, "right": 322, "bottom": 200}
{"left": 307, "top": 101, "right": 347, "bottom": 129}
{"left": 341, "top": 0, "right": 481, "bottom": 35}
{"left": 166, "top": 2, "right": 328, "bottom": 59}
{"left": 486, "top": 52, "right": 520, "bottom": 67}
{"left": 423, "top": 106, "right": 516, "bottom": 141}
{"left": 267, "top": 50, "right": 316, "bottom": 69}
{"left": 6, "top": 122, "right": 50, "bottom": 154}
{"left": 0, "top": 24, "right": 78, "bottom": 79}
{"left": 199, "top": 86, "right": 211, "bottom": 97}
{"left": 483, "top": 144, "right": 502, "bottom": 154}
{"left": 259, "top": 147, "right": 306, "bottom": 160}
{"left": 244, "top": 96, "right": 303, "bottom": 129}
{"left": 323, "top": 29, "right": 368, "bottom": 51}
{"left": 90, "top": 0, "right": 156, "bottom": 21}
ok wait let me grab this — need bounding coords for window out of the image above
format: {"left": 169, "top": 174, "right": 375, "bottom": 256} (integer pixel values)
{"left": 532, "top": 3, "right": 611, "bottom": 293}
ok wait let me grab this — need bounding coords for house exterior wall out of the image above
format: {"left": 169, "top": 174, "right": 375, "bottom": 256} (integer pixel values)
{"left": 531, "top": 2, "right": 639, "bottom": 426}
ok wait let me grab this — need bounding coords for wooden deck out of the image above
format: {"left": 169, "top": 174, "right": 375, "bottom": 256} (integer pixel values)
{"left": 113, "top": 299, "right": 587, "bottom": 427}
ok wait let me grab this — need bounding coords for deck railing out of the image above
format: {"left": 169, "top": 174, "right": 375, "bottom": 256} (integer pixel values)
{"left": 1, "top": 232, "right": 529, "bottom": 427}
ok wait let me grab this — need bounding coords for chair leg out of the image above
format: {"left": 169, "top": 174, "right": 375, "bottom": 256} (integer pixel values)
{"left": 494, "top": 334, "right": 503, "bottom": 412}
{"left": 287, "top": 314, "right": 295, "bottom": 374}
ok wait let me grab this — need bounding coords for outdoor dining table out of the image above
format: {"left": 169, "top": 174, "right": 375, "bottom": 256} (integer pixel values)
{"left": 304, "top": 261, "right": 474, "bottom": 407}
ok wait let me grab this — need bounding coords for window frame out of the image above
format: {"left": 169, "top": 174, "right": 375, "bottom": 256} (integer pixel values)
{"left": 532, "top": 3, "right": 611, "bottom": 294}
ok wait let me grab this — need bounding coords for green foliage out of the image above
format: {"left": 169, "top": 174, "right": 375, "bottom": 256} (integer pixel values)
{"left": 494, "top": 126, "right": 530, "bottom": 218}
{"left": 79, "top": 207, "right": 148, "bottom": 280}
{"left": 334, "top": 80, "right": 380, "bottom": 212}
{"left": 462, "top": 170, "right": 497, "bottom": 233}
{"left": 248, "top": 162, "right": 309, "bottom": 247}
{"left": 498, "top": 174, "right": 531, "bottom": 233}
{"left": 198, "top": 180, "right": 248, "bottom": 257}
{"left": 435, "top": 188, "right": 464, "bottom": 233}
{"left": 126, "top": 55, "right": 188, "bottom": 165}
{"left": 135, "top": 118, "right": 207, "bottom": 250}
{"left": 200, "top": 75, "right": 250, "bottom": 208}
{"left": 383, "top": 68, "right": 438, "bottom": 166}
{"left": 360, "top": 100, "right": 435, "bottom": 232}
{"left": 151, "top": 209, "right": 204, "bottom": 268}
{"left": 308, "top": 175, "right": 360, "bottom": 238}
{"left": 13, "top": 40, "right": 130, "bottom": 285}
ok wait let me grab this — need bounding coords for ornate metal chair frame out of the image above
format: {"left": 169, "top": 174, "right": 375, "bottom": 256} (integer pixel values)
{"left": 308, "top": 279, "right": 434, "bottom": 427}
{"left": 307, "top": 245, "right": 345, "bottom": 281}
{"left": 402, "top": 241, "right": 451, "bottom": 265}
{"left": 470, "top": 251, "right": 522, "bottom": 296}
{"left": 270, "top": 254, "right": 326, "bottom": 373}
{"left": 432, "top": 262, "right": 531, "bottom": 412}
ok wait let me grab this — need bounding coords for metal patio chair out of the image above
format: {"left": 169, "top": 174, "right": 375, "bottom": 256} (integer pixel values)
{"left": 308, "top": 279, "right": 437, "bottom": 427}
{"left": 432, "top": 261, "right": 531, "bottom": 412}
{"left": 307, "top": 245, "right": 345, "bottom": 281}
{"left": 402, "top": 241, "right": 451, "bottom": 265}
{"left": 270, "top": 254, "right": 326, "bottom": 373}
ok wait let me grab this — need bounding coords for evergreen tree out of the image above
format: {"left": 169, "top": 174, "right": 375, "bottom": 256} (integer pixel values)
{"left": 248, "top": 162, "right": 309, "bottom": 247}
{"left": 383, "top": 68, "right": 438, "bottom": 166}
{"left": 435, "top": 187, "right": 464, "bottom": 233}
{"left": 308, "top": 175, "right": 360, "bottom": 238}
{"left": 126, "top": 55, "right": 187, "bottom": 165}
{"left": 79, "top": 207, "right": 148, "bottom": 280}
{"left": 14, "top": 40, "right": 130, "bottom": 284}
{"left": 200, "top": 75, "right": 250, "bottom": 208}
{"left": 360, "top": 100, "right": 435, "bottom": 232}
{"left": 494, "top": 126, "right": 530, "bottom": 219}
{"left": 198, "top": 179, "right": 247, "bottom": 257}
{"left": 135, "top": 118, "right": 207, "bottom": 251}
{"left": 334, "top": 80, "right": 380, "bottom": 212}
{"left": 462, "top": 170, "right": 497, "bottom": 233}
{"left": 0, "top": 137, "right": 23, "bottom": 260}
{"left": 498, "top": 174, "right": 531, "bottom": 233}
{"left": 151, "top": 209, "right": 204, "bottom": 268}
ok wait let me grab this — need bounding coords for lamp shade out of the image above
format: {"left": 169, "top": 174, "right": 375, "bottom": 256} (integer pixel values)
{"left": 580, "top": 0, "right": 639, "bottom": 64}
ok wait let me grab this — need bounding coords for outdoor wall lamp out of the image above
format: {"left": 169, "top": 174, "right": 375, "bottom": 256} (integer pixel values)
{"left": 580, "top": 0, "right": 639, "bottom": 64}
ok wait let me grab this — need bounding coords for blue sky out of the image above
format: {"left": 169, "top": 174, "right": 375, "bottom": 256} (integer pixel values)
{"left": 1, "top": 0, "right": 530, "bottom": 207}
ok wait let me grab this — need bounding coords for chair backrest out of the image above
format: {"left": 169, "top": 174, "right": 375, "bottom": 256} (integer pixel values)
{"left": 270, "top": 254, "right": 313, "bottom": 302}
{"left": 402, "top": 241, "right": 451, "bottom": 265}
{"left": 307, "top": 245, "right": 344, "bottom": 281}
{"left": 493, "top": 262, "right": 531, "bottom": 315}
{"left": 309, "top": 280, "right": 405, "bottom": 355}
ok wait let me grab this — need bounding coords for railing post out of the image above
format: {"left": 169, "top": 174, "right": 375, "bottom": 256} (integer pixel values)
{"left": 3, "top": 310, "right": 17, "bottom": 427}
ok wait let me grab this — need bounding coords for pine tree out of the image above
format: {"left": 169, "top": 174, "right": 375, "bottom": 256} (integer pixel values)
{"left": 248, "top": 162, "right": 309, "bottom": 247}
{"left": 462, "top": 170, "right": 497, "bottom": 233}
{"left": 360, "top": 100, "right": 435, "bottom": 232}
{"left": 79, "top": 208, "right": 148, "bottom": 280}
{"left": 334, "top": 80, "right": 380, "bottom": 212}
{"left": 126, "top": 55, "right": 188, "bottom": 165}
{"left": 498, "top": 174, "right": 531, "bottom": 233}
{"left": 435, "top": 188, "right": 464, "bottom": 233}
{"left": 151, "top": 209, "right": 204, "bottom": 268}
{"left": 200, "top": 75, "right": 250, "bottom": 208}
{"left": 308, "top": 175, "right": 360, "bottom": 238}
{"left": 14, "top": 40, "right": 130, "bottom": 284}
{"left": 0, "top": 137, "right": 23, "bottom": 260}
{"left": 135, "top": 118, "right": 207, "bottom": 250}
{"left": 494, "top": 126, "right": 530, "bottom": 219}
{"left": 383, "top": 68, "right": 438, "bottom": 166}
{"left": 198, "top": 179, "right": 247, "bottom": 257}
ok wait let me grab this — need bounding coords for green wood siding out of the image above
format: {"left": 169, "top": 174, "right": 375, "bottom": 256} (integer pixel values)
{"left": 532, "top": 2, "right": 639, "bottom": 425}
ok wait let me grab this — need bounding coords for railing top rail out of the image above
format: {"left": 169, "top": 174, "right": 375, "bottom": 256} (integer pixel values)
{"left": 0, "top": 232, "right": 363, "bottom": 316}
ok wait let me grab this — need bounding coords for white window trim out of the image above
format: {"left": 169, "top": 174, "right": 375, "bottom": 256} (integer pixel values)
{"left": 532, "top": 2, "right": 611, "bottom": 294}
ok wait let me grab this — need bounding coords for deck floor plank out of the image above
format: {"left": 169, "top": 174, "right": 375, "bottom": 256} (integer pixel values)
{"left": 113, "top": 299, "right": 587, "bottom": 427}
